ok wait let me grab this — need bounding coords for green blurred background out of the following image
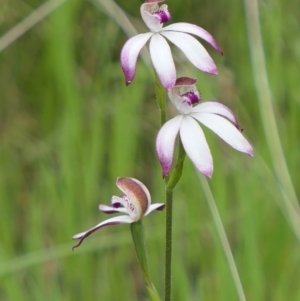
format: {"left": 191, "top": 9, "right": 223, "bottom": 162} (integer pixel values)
{"left": 0, "top": 0, "right": 300, "bottom": 300}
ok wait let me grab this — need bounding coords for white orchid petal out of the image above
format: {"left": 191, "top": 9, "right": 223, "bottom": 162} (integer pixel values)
{"left": 120, "top": 32, "right": 153, "bottom": 85}
{"left": 156, "top": 116, "right": 183, "bottom": 176}
{"left": 99, "top": 204, "right": 127, "bottom": 214}
{"left": 163, "top": 22, "right": 223, "bottom": 53}
{"left": 73, "top": 216, "right": 133, "bottom": 239}
{"left": 161, "top": 31, "right": 218, "bottom": 75}
{"left": 191, "top": 102, "right": 240, "bottom": 128}
{"left": 149, "top": 34, "right": 176, "bottom": 89}
{"left": 145, "top": 203, "right": 165, "bottom": 216}
{"left": 180, "top": 116, "right": 213, "bottom": 177}
{"left": 72, "top": 215, "right": 133, "bottom": 250}
{"left": 191, "top": 113, "right": 254, "bottom": 156}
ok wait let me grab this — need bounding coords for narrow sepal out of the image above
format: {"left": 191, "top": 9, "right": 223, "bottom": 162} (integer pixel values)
{"left": 163, "top": 22, "right": 223, "bottom": 53}
{"left": 156, "top": 116, "right": 183, "bottom": 176}
{"left": 161, "top": 31, "right": 218, "bottom": 75}
{"left": 72, "top": 215, "right": 133, "bottom": 250}
{"left": 149, "top": 34, "right": 176, "bottom": 89}
{"left": 120, "top": 33, "right": 153, "bottom": 85}
{"left": 180, "top": 117, "right": 213, "bottom": 177}
{"left": 191, "top": 113, "right": 254, "bottom": 156}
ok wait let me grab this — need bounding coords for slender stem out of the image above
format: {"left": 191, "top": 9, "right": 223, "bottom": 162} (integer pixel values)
{"left": 154, "top": 74, "right": 171, "bottom": 301}
{"left": 154, "top": 73, "right": 172, "bottom": 300}
{"left": 164, "top": 139, "right": 186, "bottom": 301}
{"left": 154, "top": 74, "right": 186, "bottom": 301}
{"left": 131, "top": 222, "right": 161, "bottom": 301}
{"left": 199, "top": 175, "right": 246, "bottom": 301}
{"left": 164, "top": 188, "right": 173, "bottom": 301}
{"left": 243, "top": 0, "right": 300, "bottom": 240}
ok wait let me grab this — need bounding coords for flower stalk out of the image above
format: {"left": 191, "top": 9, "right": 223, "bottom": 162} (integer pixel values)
{"left": 164, "top": 140, "right": 186, "bottom": 301}
{"left": 131, "top": 222, "right": 161, "bottom": 301}
{"left": 154, "top": 74, "right": 186, "bottom": 301}
{"left": 164, "top": 187, "right": 173, "bottom": 301}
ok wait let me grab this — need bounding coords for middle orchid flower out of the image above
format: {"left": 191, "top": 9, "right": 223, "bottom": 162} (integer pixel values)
{"left": 121, "top": 0, "right": 222, "bottom": 90}
{"left": 156, "top": 77, "right": 254, "bottom": 178}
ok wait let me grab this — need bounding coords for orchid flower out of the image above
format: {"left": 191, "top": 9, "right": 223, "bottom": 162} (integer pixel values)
{"left": 72, "top": 177, "right": 165, "bottom": 250}
{"left": 156, "top": 77, "right": 254, "bottom": 178}
{"left": 120, "top": 0, "right": 222, "bottom": 90}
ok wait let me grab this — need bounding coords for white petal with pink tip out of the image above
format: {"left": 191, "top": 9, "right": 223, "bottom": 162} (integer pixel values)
{"left": 161, "top": 31, "right": 218, "bottom": 74}
{"left": 191, "top": 112, "right": 254, "bottom": 156}
{"left": 73, "top": 215, "right": 133, "bottom": 240}
{"left": 146, "top": 203, "right": 165, "bottom": 215}
{"left": 191, "top": 102, "right": 239, "bottom": 127}
{"left": 156, "top": 115, "right": 183, "bottom": 176}
{"left": 120, "top": 33, "right": 153, "bottom": 84}
{"left": 179, "top": 117, "right": 213, "bottom": 177}
{"left": 149, "top": 34, "right": 176, "bottom": 89}
{"left": 163, "top": 22, "right": 223, "bottom": 53}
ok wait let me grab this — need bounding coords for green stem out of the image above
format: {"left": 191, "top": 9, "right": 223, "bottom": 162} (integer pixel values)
{"left": 164, "top": 141, "right": 186, "bottom": 301}
{"left": 131, "top": 222, "right": 161, "bottom": 301}
{"left": 153, "top": 75, "right": 171, "bottom": 300}
{"left": 164, "top": 188, "right": 173, "bottom": 301}
{"left": 154, "top": 74, "right": 186, "bottom": 301}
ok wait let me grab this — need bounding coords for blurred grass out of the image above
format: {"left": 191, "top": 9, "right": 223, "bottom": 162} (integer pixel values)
{"left": 0, "top": 0, "right": 300, "bottom": 300}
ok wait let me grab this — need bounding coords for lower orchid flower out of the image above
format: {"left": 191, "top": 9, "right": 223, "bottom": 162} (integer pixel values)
{"left": 72, "top": 177, "right": 165, "bottom": 250}
{"left": 156, "top": 77, "right": 254, "bottom": 178}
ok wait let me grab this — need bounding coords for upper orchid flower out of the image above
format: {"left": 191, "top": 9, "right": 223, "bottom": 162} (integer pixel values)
{"left": 72, "top": 177, "right": 165, "bottom": 250}
{"left": 120, "top": 0, "right": 223, "bottom": 90}
{"left": 156, "top": 77, "right": 254, "bottom": 178}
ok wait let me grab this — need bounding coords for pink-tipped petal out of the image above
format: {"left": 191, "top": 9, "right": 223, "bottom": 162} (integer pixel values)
{"left": 180, "top": 116, "right": 213, "bottom": 177}
{"left": 192, "top": 102, "right": 241, "bottom": 129}
{"left": 161, "top": 31, "right": 218, "bottom": 75}
{"left": 72, "top": 215, "right": 133, "bottom": 250}
{"left": 99, "top": 204, "right": 127, "bottom": 214}
{"left": 163, "top": 22, "right": 223, "bottom": 53}
{"left": 149, "top": 33, "right": 176, "bottom": 89}
{"left": 156, "top": 115, "right": 183, "bottom": 176}
{"left": 191, "top": 113, "right": 254, "bottom": 156}
{"left": 120, "top": 32, "right": 153, "bottom": 85}
{"left": 145, "top": 203, "right": 165, "bottom": 215}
